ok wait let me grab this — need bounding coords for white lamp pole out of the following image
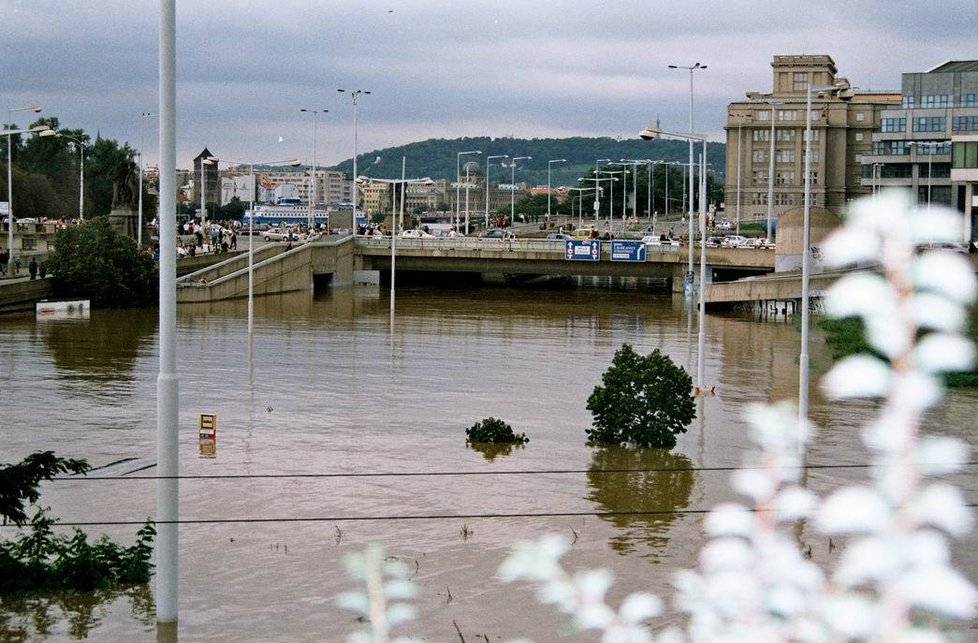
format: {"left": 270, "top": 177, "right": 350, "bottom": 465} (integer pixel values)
{"left": 509, "top": 156, "right": 531, "bottom": 225}
{"left": 207, "top": 157, "right": 300, "bottom": 333}
{"left": 456, "top": 149, "right": 481, "bottom": 231}
{"left": 138, "top": 112, "right": 158, "bottom": 245}
{"left": 484, "top": 154, "right": 508, "bottom": 229}
{"left": 594, "top": 158, "right": 610, "bottom": 220}
{"left": 301, "top": 108, "right": 327, "bottom": 229}
{"left": 55, "top": 133, "right": 88, "bottom": 222}
{"left": 800, "top": 84, "right": 840, "bottom": 427}
{"left": 669, "top": 62, "right": 706, "bottom": 296}
{"left": 547, "top": 158, "right": 566, "bottom": 223}
{"left": 5, "top": 104, "right": 43, "bottom": 267}
{"left": 338, "top": 89, "right": 370, "bottom": 234}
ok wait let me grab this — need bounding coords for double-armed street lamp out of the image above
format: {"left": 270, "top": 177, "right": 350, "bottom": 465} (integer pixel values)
{"left": 509, "top": 156, "right": 531, "bottom": 224}
{"left": 5, "top": 104, "right": 44, "bottom": 258}
{"left": 566, "top": 186, "right": 598, "bottom": 227}
{"left": 484, "top": 154, "right": 508, "bottom": 228}
{"left": 669, "top": 62, "right": 707, "bottom": 268}
{"left": 338, "top": 89, "right": 371, "bottom": 233}
{"left": 204, "top": 156, "right": 300, "bottom": 333}
{"left": 300, "top": 108, "right": 328, "bottom": 229}
{"left": 640, "top": 125, "right": 709, "bottom": 391}
{"left": 547, "top": 158, "right": 566, "bottom": 222}
{"left": 455, "top": 149, "right": 481, "bottom": 231}
{"left": 593, "top": 158, "right": 611, "bottom": 219}
{"left": 47, "top": 131, "right": 88, "bottom": 222}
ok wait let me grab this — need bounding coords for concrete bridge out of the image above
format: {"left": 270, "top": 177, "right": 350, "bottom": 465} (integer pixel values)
{"left": 174, "top": 235, "right": 777, "bottom": 303}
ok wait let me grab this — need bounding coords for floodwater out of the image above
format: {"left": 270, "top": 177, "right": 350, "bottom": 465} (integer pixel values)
{"left": 0, "top": 280, "right": 975, "bottom": 641}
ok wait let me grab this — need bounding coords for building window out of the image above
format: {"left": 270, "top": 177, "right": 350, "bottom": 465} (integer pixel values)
{"left": 881, "top": 117, "right": 906, "bottom": 133}
{"left": 921, "top": 95, "right": 950, "bottom": 108}
{"left": 776, "top": 129, "right": 796, "bottom": 142}
{"left": 752, "top": 150, "right": 768, "bottom": 163}
{"left": 753, "top": 129, "right": 770, "bottom": 142}
{"left": 952, "top": 141, "right": 978, "bottom": 169}
{"left": 808, "top": 170, "right": 818, "bottom": 185}
{"left": 855, "top": 112, "right": 865, "bottom": 122}
{"left": 777, "top": 110, "right": 798, "bottom": 121}
{"left": 803, "top": 129, "right": 820, "bottom": 143}
{"left": 808, "top": 150, "right": 819, "bottom": 164}
{"left": 902, "top": 95, "right": 914, "bottom": 109}
{"left": 775, "top": 149, "right": 795, "bottom": 164}
{"left": 913, "top": 116, "right": 945, "bottom": 133}
{"left": 775, "top": 171, "right": 795, "bottom": 185}
{"left": 855, "top": 132, "right": 864, "bottom": 142}
{"left": 751, "top": 170, "right": 769, "bottom": 185}
{"left": 757, "top": 110, "right": 771, "bottom": 122}
{"left": 873, "top": 140, "right": 910, "bottom": 156}
{"left": 22, "top": 238, "right": 37, "bottom": 251}
{"left": 793, "top": 72, "right": 808, "bottom": 92}
{"left": 953, "top": 115, "right": 978, "bottom": 132}
{"left": 750, "top": 193, "right": 768, "bottom": 206}
{"left": 963, "top": 93, "right": 977, "bottom": 107}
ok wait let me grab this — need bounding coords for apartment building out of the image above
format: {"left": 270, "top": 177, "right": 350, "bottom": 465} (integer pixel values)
{"left": 860, "top": 60, "right": 978, "bottom": 239}
{"left": 725, "top": 55, "right": 899, "bottom": 229}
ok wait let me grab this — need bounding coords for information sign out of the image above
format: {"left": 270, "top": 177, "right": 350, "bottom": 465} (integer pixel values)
{"left": 565, "top": 239, "right": 601, "bottom": 261}
{"left": 610, "top": 240, "right": 647, "bottom": 262}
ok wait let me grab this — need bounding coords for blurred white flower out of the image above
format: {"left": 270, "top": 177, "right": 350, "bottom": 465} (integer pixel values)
{"left": 916, "top": 437, "right": 968, "bottom": 476}
{"left": 914, "top": 252, "right": 978, "bottom": 304}
{"left": 911, "top": 483, "right": 973, "bottom": 536}
{"left": 822, "top": 355, "right": 891, "bottom": 399}
{"left": 703, "top": 503, "right": 754, "bottom": 538}
{"left": 818, "top": 487, "right": 890, "bottom": 533}
{"left": 915, "top": 332, "right": 976, "bottom": 374}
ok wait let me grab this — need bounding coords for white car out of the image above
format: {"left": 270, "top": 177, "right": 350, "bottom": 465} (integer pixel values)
{"left": 720, "top": 235, "right": 750, "bottom": 248}
{"left": 264, "top": 227, "right": 300, "bottom": 242}
{"left": 642, "top": 235, "right": 674, "bottom": 246}
{"left": 400, "top": 229, "right": 436, "bottom": 239}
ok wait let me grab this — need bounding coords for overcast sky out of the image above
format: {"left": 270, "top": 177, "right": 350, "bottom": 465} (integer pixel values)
{"left": 4, "top": 1, "right": 976, "bottom": 171}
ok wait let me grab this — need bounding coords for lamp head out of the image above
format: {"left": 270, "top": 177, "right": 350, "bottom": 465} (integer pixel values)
{"left": 639, "top": 127, "right": 660, "bottom": 141}
{"left": 38, "top": 128, "right": 57, "bottom": 137}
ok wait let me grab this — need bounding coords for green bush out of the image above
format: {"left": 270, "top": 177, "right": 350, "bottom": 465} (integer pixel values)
{"left": 0, "top": 452, "right": 155, "bottom": 593}
{"left": 586, "top": 344, "right": 695, "bottom": 448}
{"left": 465, "top": 417, "right": 528, "bottom": 445}
{"left": 44, "top": 217, "right": 159, "bottom": 308}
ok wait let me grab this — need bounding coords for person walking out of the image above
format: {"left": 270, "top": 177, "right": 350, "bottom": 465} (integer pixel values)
{"left": 0, "top": 248, "right": 8, "bottom": 276}
{"left": 28, "top": 257, "right": 38, "bottom": 280}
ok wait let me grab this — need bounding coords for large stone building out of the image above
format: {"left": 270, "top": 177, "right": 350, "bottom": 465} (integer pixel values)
{"left": 860, "top": 60, "right": 978, "bottom": 240}
{"left": 724, "top": 55, "right": 900, "bottom": 230}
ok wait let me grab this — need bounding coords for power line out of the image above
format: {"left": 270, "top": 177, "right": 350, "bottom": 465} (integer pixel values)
{"left": 56, "top": 461, "right": 978, "bottom": 482}
{"left": 6, "top": 504, "right": 978, "bottom": 529}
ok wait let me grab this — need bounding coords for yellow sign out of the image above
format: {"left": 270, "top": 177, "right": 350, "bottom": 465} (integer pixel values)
{"left": 198, "top": 413, "right": 217, "bottom": 458}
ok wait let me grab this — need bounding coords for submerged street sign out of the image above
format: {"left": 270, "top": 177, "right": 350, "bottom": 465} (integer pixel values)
{"left": 565, "top": 239, "right": 600, "bottom": 261}
{"left": 610, "top": 240, "right": 646, "bottom": 262}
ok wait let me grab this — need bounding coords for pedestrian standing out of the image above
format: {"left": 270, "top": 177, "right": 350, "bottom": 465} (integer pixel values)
{"left": 28, "top": 257, "right": 38, "bottom": 280}
{"left": 0, "top": 248, "right": 8, "bottom": 275}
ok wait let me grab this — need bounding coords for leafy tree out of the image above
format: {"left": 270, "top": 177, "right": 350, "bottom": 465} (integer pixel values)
{"left": 465, "top": 417, "right": 528, "bottom": 444}
{"left": 44, "top": 217, "right": 158, "bottom": 308}
{"left": 0, "top": 452, "right": 89, "bottom": 527}
{"left": 586, "top": 344, "right": 695, "bottom": 448}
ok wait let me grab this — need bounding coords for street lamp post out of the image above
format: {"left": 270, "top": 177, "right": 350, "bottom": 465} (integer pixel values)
{"left": 799, "top": 83, "right": 845, "bottom": 428}
{"left": 598, "top": 169, "right": 625, "bottom": 232}
{"left": 640, "top": 126, "right": 708, "bottom": 390}
{"left": 338, "top": 89, "right": 370, "bottom": 234}
{"left": 484, "top": 154, "right": 508, "bottom": 228}
{"left": 138, "top": 112, "right": 158, "bottom": 245}
{"left": 5, "top": 104, "right": 43, "bottom": 268}
{"left": 547, "top": 158, "right": 566, "bottom": 224}
{"left": 54, "top": 132, "right": 88, "bottom": 222}
{"left": 455, "top": 149, "right": 481, "bottom": 230}
{"left": 669, "top": 62, "right": 707, "bottom": 294}
{"left": 300, "top": 108, "right": 327, "bottom": 229}
{"left": 594, "top": 158, "right": 610, "bottom": 220}
{"left": 909, "top": 141, "right": 940, "bottom": 207}
{"left": 729, "top": 111, "right": 750, "bottom": 236}
{"left": 509, "top": 156, "right": 531, "bottom": 225}
{"left": 205, "top": 157, "right": 300, "bottom": 333}
{"left": 566, "top": 187, "right": 596, "bottom": 227}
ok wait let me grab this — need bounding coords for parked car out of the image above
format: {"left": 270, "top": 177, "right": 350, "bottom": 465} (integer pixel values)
{"left": 720, "top": 235, "right": 750, "bottom": 248}
{"left": 545, "top": 232, "right": 572, "bottom": 241}
{"left": 642, "top": 235, "right": 673, "bottom": 246}
{"left": 479, "top": 229, "right": 515, "bottom": 239}
{"left": 715, "top": 219, "right": 732, "bottom": 230}
{"left": 264, "top": 227, "right": 300, "bottom": 242}
{"left": 400, "top": 229, "right": 436, "bottom": 239}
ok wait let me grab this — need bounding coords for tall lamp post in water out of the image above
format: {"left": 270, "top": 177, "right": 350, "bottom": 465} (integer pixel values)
{"left": 668, "top": 62, "right": 707, "bottom": 297}
{"left": 300, "top": 108, "right": 327, "bottom": 229}
{"left": 205, "top": 157, "right": 300, "bottom": 333}
{"left": 337, "top": 89, "right": 370, "bottom": 233}
{"left": 799, "top": 82, "right": 851, "bottom": 427}
{"left": 640, "top": 126, "right": 708, "bottom": 391}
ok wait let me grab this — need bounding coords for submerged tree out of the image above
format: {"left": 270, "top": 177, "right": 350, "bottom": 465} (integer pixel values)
{"left": 586, "top": 344, "right": 695, "bottom": 449}
{"left": 44, "top": 217, "right": 158, "bottom": 308}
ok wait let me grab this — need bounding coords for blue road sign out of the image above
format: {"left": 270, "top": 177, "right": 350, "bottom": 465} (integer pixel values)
{"left": 610, "top": 240, "right": 646, "bottom": 262}
{"left": 565, "top": 239, "right": 601, "bottom": 261}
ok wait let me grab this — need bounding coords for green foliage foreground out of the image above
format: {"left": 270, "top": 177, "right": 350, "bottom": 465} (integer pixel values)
{"left": 44, "top": 217, "right": 158, "bottom": 308}
{"left": 586, "top": 344, "right": 695, "bottom": 448}
{"left": 465, "top": 417, "right": 528, "bottom": 445}
{"left": 0, "top": 452, "right": 155, "bottom": 593}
